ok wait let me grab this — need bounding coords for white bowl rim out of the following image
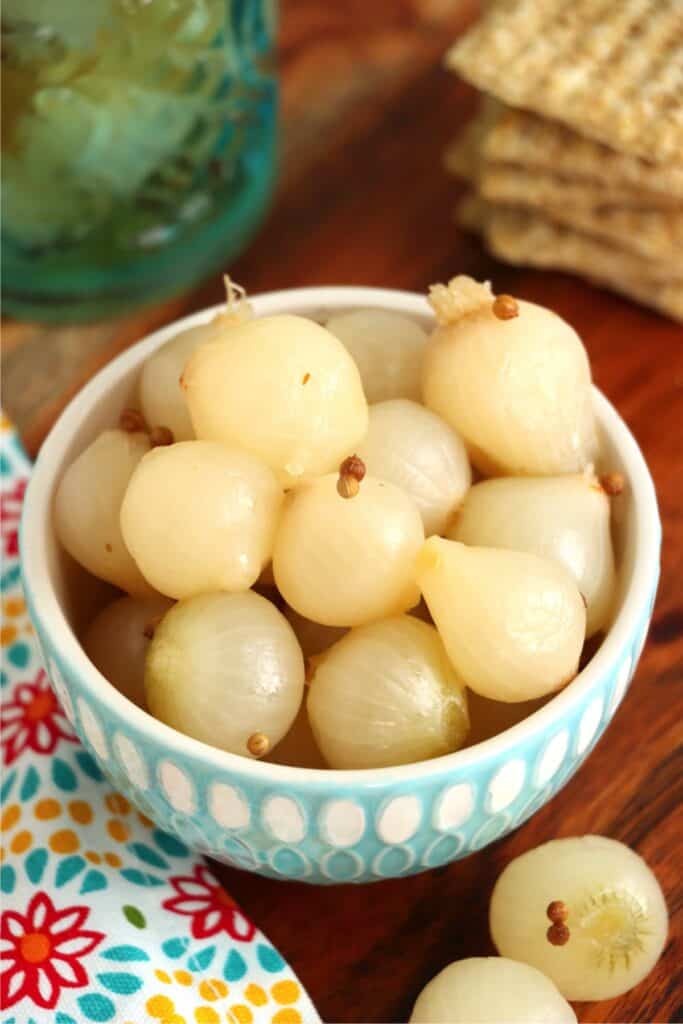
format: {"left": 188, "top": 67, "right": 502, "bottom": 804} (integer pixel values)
{"left": 21, "top": 285, "right": 660, "bottom": 786}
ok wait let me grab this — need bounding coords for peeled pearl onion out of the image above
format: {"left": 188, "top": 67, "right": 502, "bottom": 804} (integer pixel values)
{"left": 145, "top": 591, "right": 304, "bottom": 757}
{"left": 356, "top": 399, "right": 471, "bottom": 535}
{"left": 120, "top": 441, "right": 283, "bottom": 600}
{"left": 326, "top": 308, "right": 426, "bottom": 403}
{"left": 273, "top": 474, "right": 424, "bottom": 627}
{"left": 449, "top": 473, "right": 616, "bottom": 636}
{"left": 308, "top": 616, "right": 469, "bottom": 769}
{"left": 55, "top": 429, "right": 151, "bottom": 595}
{"left": 416, "top": 537, "right": 586, "bottom": 702}
{"left": 422, "top": 298, "right": 598, "bottom": 475}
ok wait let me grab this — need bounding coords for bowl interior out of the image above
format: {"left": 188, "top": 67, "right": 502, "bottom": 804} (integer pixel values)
{"left": 25, "top": 287, "right": 656, "bottom": 784}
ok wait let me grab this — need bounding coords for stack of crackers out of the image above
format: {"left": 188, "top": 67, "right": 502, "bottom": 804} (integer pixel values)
{"left": 445, "top": 0, "right": 683, "bottom": 321}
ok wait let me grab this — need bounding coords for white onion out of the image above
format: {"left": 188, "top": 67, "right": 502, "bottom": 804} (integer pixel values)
{"left": 120, "top": 440, "right": 283, "bottom": 600}
{"left": 326, "top": 308, "right": 426, "bottom": 403}
{"left": 145, "top": 591, "right": 304, "bottom": 756}
{"left": 490, "top": 836, "right": 669, "bottom": 1001}
{"left": 307, "top": 615, "right": 469, "bottom": 769}
{"left": 182, "top": 315, "right": 368, "bottom": 487}
{"left": 449, "top": 473, "right": 616, "bottom": 636}
{"left": 410, "top": 957, "right": 576, "bottom": 1023}
{"left": 82, "top": 594, "right": 173, "bottom": 707}
{"left": 356, "top": 399, "right": 471, "bottom": 535}
{"left": 55, "top": 429, "right": 152, "bottom": 595}
{"left": 273, "top": 473, "right": 424, "bottom": 627}
{"left": 416, "top": 537, "right": 586, "bottom": 701}
{"left": 422, "top": 278, "right": 598, "bottom": 475}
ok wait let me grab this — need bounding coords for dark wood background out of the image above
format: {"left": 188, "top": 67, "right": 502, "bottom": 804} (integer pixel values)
{"left": 3, "top": 2, "right": 681, "bottom": 1021}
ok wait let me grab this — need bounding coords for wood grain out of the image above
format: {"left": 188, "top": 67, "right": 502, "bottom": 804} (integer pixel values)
{"left": 3, "top": 2, "right": 682, "bottom": 1020}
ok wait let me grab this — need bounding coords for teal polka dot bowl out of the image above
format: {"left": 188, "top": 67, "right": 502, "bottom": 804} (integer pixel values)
{"left": 21, "top": 287, "right": 661, "bottom": 885}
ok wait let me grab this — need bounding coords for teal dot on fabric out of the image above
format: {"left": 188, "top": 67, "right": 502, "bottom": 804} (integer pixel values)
{"left": 52, "top": 758, "right": 77, "bottom": 792}
{"left": 161, "top": 937, "right": 189, "bottom": 959}
{"left": 120, "top": 868, "right": 164, "bottom": 888}
{"left": 153, "top": 830, "right": 189, "bottom": 858}
{"left": 19, "top": 765, "right": 40, "bottom": 802}
{"left": 1, "top": 770, "right": 16, "bottom": 803}
{"left": 56, "top": 855, "right": 86, "bottom": 888}
{"left": 0, "top": 452, "right": 10, "bottom": 475}
{"left": 1, "top": 565, "right": 22, "bottom": 591}
{"left": 80, "top": 869, "right": 107, "bottom": 894}
{"left": 224, "top": 949, "right": 247, "bottom": 982}
{"left": 25, "top": 848, "right": 48, "bottom": 885}
{"left": 56, "top": 1014, "right": 79, "bottom": 1024}
{"left": 0, "top": 669, "right": 8, "bottom": 689}
{"left": 187, "top": 945, "right": 216, "bottom": 972}
{"left": 7, "top": 642, "right": 30, "bottom": 669}
{"left": 97, "top": 972, "right": 143, "bottom": 995}
{"left": 0, "top": 865, "right": 16, "bottom": 894}
{"left": 77, "top": 993, "right": 116, "bottom": 1022}
{"left": 257, "top": 944, "right": 286, "bottom": 973}
{"left": 75, "top": 751, "right": 104, "bottom": 781}
{"left": 101, "top": 945, "right": 150, "bottom": 963}
{"left": 127, "top": 842, "right": 168, "bottom": 870}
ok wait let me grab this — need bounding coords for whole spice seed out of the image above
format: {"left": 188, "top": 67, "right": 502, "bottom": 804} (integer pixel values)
{"left": 337, "top": 455, "right": 366, "bottom": 499}
{"left": 247, "top": 732, "right": 270, "bottom": 758}
{"left": 492, "top": 294, "right": 519, "bottom": 320}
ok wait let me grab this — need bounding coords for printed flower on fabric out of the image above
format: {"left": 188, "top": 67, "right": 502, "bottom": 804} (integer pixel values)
{"left": 0, "top": 890, "right": 104, "bottom": 1010}
{"left": 1, "top": 669, "right": 77, "bottom": 766}
{"left": 163, "top": 864, "right": 256, "bottom": 942}
{"left": 0, "top": 477, "right": 27, "bottom": 559}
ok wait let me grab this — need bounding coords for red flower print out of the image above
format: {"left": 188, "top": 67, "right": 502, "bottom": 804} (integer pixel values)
{"left": 1, "top": 670, "right": 76, "bottom": 766}
{"left": 0, "top": 891, "right": 103, "bottom": 1010}
{"left": 1, "top": 477, "right": 27, "bottom": 559}
{"left": 163, "top": 864, "right": 256, "bottom": 941}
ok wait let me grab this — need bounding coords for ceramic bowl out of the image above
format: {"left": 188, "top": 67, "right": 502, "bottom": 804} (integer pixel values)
{"left": 21, "top": 287, "right": 661, "bottom": 885}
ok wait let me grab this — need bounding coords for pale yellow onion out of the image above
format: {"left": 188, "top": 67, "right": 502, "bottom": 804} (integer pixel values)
{"left": 82, "top": 594, "right": 173, "bottom": 708}
{"left": 326, "top": 308, "right": 426, "bottom": 403}
{"left": 120, "top": 441, "right": 283, "bottom": 599}
{"left": 273, "top": 474, "right": 423, "bottom": 627}
{"left": 416, "top": 537, "right": 585, "bottom": 702}
{"left": 490, "top": 836, "right": 669, "bottom": 1001}
{"left": 182, "top": 315, "right": 368, "bottom": 487}
{"left": 410, "top": 957, "right": 576, "bottom": 1024}
{"left": 422, "top": 279, "right": 598, "bottom": 475}
{"left": 449, "top": 473, "right": 616, "bottom": 636}
{"left": 307, "top": 615, "right": 469, "bottom": 769}
{"left": 55, "top": 429, "right": 151, "bottom": 595}
{"left": 357, "top": 399, "right": 471, "bottom": 535}
{"left": 145, "top": 591, "right": 304, "bottom": 756}
{"left": 283, "top": 606, "right": 347, "bottom": 659}
{"left": 139, "top": 284, "right": 252, "bottom": 441}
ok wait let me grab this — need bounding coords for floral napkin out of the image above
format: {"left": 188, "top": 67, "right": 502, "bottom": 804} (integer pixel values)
{"left": 0, "top": 416, "right": 320, "bottom": 1024}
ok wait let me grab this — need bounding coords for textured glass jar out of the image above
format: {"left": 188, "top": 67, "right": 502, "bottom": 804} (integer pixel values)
{"left": 2, "top": 0, "right": 277, "bottom": 322}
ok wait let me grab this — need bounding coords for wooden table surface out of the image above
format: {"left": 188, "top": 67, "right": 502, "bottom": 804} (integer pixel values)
{"left": 3, "top": 2, "right": 682, "bottom": 1021}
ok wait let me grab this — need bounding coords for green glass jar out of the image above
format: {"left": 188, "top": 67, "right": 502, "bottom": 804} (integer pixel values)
{"left": 2, "top": 0, "right": 277, "bottom": 321}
